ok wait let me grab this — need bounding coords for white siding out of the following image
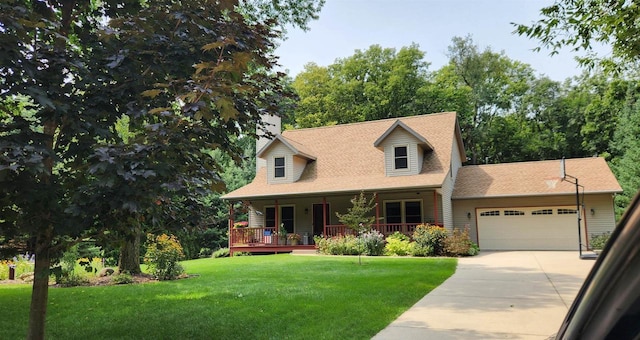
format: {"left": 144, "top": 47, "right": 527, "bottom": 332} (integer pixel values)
{"left": 450, "top": 135, "right": 463, "bottom": 180}
{"left": 440, "top": 174, "right": 454, "bottom": 229}
{"left": 583, "top": 194, "right": 619, "bottom": 238}
{"left": 380, "top": 129, "right": 422, "bottom": 176}
{"left": 292, "top": 156, "right": 307, "bottom": 181}
{"left": 263, "top": 141, "right": 308, "bottom": 184}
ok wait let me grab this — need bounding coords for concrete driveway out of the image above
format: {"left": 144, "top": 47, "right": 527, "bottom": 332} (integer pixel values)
{"left": 372, "top": 251, "right": 596, "bottom": 339}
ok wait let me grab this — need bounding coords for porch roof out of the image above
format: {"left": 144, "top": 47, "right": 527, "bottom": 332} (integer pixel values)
{"left": 451, "top": 157, "right": 622, "bottom": 199}
{"left": 223, "top": 112, "right": 462, "bottom": 200}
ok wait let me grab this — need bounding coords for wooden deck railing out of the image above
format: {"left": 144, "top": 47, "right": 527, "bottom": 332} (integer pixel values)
{"left": 230, "top": 223, "right": 445, "bottom": 247}
{"left": 324, "top": 223, "right": 430, "bottom": 237}
{"left": 230, "top": 227, "right": 286, "bottom": 245}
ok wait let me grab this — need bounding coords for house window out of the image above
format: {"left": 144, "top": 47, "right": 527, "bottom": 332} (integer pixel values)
{"left": 504, "top": 210, "right": 525, "bottom": 216}
{"left": 394, "top": 146, "right": 408, "bottom": 169}
{"left": 386, "top": 202, "right": 402, "bottom": 223}
{"left": 532, "top": 209, "right": 553, "bottom": 215}
{"left": 405, "top": 201, "right": 422, "bottom": 223}
{"left": 265, "top": 207, "right": 276, "bottom": 228}
{"left": 264, "top": 206, "right": 295, "bottom": 234}
{"left": 274, "top": 157, "right": 285, "bottom": 178}
{"left": 480, "top": 210, "right": 500, "bottom": 216}
{"left": 281, "top": 206, "right": 294, "bottom": 233}
{"left": 385, "top": 200, "right": 422, "bottom": 224}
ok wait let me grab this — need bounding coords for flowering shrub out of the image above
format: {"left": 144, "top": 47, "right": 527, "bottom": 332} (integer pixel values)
{"left": 444, "top": 227, "right": 479, "bottom": 256}
{"left": 384, "top": 232, "right": 414, "bottom": 256}
{"left": 315, "top": 235, "right": 361, "bottom": 255}
{"left": 359, "top": 230, "right": 386, "bottom": 256}
{"left": 413, "top": 224, "right": 447, "bottom": 256}
{"left": 144, "top": 234, "right": 185, "bottom": 280}
{"left": 287, "top": 233, "right": 302, "bottom": 242}
{"left": 233, "top": 221, "right": 248, "bottom": 228}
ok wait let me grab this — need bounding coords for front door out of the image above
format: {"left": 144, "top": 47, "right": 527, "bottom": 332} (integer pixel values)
{"left": 312, "top": 203, "right": 331, "bottom": 237}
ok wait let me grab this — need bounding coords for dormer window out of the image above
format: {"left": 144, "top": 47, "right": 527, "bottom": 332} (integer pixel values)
{"left": 274, "top": 157, "right": 285, "bottom": 178}
{"left": 394, "top": 146, "right": 408, "bottom": 169}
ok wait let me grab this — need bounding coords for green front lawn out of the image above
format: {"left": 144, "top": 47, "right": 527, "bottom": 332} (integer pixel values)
{"left": 0, "top": 255, "right": 456, "bottom": 340}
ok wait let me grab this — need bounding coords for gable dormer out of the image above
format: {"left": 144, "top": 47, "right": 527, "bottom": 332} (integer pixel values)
{"left": 374, "top": 120, "right": 433, "bottom": 176}
{"left": 257, "top": 135, "right": 316, "bottom": 184}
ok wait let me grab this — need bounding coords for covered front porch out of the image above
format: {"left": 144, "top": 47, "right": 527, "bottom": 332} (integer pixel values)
{"left": 228, "top": 190, "right": 445, "bottom": 255}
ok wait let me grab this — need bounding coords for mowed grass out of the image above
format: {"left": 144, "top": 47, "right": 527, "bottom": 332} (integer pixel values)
{"left": 0, "top": 255, "right": 456, "bottom": 340}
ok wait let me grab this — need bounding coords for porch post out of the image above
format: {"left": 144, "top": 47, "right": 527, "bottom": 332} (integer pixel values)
{"left": 323, "top": 197, "right": 327, "bottom": 236}
{"left": 275, "top": 199, "right": 279, "bottom": 245}
{"left": 228, "top": 203, "right": 235, "bottom": 251}
{"left": 433, "top": 191, "right": 439, "bottom": 225}
{"left": 375, "top": 192, "right": 380, "bottom": 231}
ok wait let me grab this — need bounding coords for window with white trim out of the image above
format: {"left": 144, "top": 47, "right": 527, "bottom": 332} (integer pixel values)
{"left": 504, "top": 210, "right": 525, "bottom": 216}
{"left": 480, "top": 210, "right": 500, "bottom": 216}
{"left": 384, "top": 200, "right": 422, "bottom": 224}
{"left": 558, "top": 208, "right": 577, "bottom": 215}
{"left": 274, "top": 157, "right": 285, "bottom": 178}
{"left": 265, "top": 205, "right": 295, "bottom": 233}
{"left": 394, "top": 146, "right": 408, "bottom": 169}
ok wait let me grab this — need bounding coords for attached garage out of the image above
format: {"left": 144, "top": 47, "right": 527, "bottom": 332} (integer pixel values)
{"left": 476, "top": 206, "right": 584, "bottom": 250}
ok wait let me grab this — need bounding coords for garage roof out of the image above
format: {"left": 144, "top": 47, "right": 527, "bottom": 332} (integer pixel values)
{"left": 452, "top": 157, "right": 622, "bottom": 199}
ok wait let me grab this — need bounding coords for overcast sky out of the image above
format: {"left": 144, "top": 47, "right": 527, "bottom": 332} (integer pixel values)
{"left": 274, "top": 0, "right": 597, "bottom": 82}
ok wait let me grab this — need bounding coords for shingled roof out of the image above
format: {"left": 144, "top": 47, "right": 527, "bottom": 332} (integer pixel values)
{"left": 223, "top": 112, "right": 464, "bottom": 199}
{"left": 452, "top": 157, "right": 622, "bottom": 199}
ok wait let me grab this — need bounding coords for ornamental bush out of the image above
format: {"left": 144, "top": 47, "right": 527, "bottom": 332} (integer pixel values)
{"left": 315, "top": 235, "right": 361, "bottom": 255}
{"left": 359, "top": 230, "right": 386, "bottom": 256}
{"left": 413, "top": 224, "right": 447, "bottom": 256}
{"left": 444, "top": 227, "right": 479, "bottom": 256}
{"left": 384, "top": 232, "right": 414, "bottom": 256}
{"left": 144, "top": 234, "right": 185, "bottom": 280}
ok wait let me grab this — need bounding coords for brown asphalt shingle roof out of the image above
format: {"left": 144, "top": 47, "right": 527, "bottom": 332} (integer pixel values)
{"left": 223, "top": 112, "right": 463, "bottom": 199}
{"left": 452, "top": 157, "right": 622, "bottom": 199}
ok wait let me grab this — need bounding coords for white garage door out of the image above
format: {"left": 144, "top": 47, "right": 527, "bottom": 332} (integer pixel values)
{"left": 477, "top": 206, "right": 584, "bottom": 250}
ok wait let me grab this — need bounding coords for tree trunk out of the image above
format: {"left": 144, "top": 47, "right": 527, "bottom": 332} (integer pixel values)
{"left": 118, "top": 232, "right": 141, "bottom": 274}
{"left": 27, "top": 229, "right": 53, "bottom": 340}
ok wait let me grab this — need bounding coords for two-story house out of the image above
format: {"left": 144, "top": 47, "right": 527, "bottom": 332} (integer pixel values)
{"left": 222, "top": 112, "right": 622, "bottom": 254}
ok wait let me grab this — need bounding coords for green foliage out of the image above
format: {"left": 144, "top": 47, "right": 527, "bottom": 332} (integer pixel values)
{"left": 144, "top": 234, "right": 185, "bottom": 281}
{"left": 358, "top": 230, "right": 386, "bottom": 256}
{"left": 176, "top": 227, "right": 228, "bottom": 260}
{"left": 445, "top": 35, "right": 536, "bottom": 164}
{"left": 514, "top": 0, "right": 640, "bottom": 74}
{"left": 315, "top": 235, "right": 361, "bottom": 255}
{"left": 291, "top": 44, "right": 429, "bottom": 128}
{"left": 444, "top": 227, "right": 479, "bottom": 256}
{"left": 212, "top": 248, "right": 230, "bottom": 258}
{"left": 335, "top": 192, "right": 377, "bottom": 234}
{"left": 589, "top": 232, "right": 612, "bottom": 250}
{"left": 413, "top": 224, "right": 448, "bottom": 256}
{"left": 111, "top": 272, "right": 134, "bottom": 285}
{"left": 384, "top": 232, "right": 414, "bottom": 256}
{"left": 0, "top": 255, "right": 34, "bottom": 280}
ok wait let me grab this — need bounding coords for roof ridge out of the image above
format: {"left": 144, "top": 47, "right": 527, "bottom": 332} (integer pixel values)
{"left": 467, "top": 157, "right": 601, "bottom": 168}
{"left": 283, "top": 112, "right": 457, "bottom": 134}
